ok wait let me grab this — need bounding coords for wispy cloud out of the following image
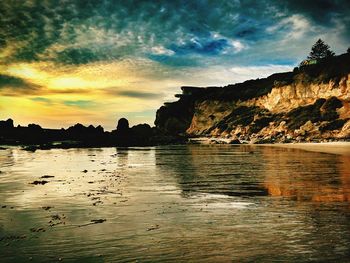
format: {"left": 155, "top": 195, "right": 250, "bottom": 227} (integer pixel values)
{"left": 30, "top": 97, "right": 52, "bottom": 105}
{"left": 150, "top": 46, "right": 175, "bottom": 56}
{"left": 107, "top": 90, "right": 164, "bottom": 99}
{"left": 267, "top": 14, "right": 312, "bottom": 41}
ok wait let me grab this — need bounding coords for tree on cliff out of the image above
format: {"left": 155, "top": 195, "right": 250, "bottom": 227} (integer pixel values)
{"left": 347, "top": 47, "right": 350, "bottom": 53}
{"left": 307, "top": 39, "right": 335, "bottom": 60}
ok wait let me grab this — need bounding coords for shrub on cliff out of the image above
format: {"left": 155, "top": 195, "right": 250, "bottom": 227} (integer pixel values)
{"left": 250, "top": 116, "right": 274, "bottom": 133}
{"left": 319, "top": 119, "right": 347, "bottom": 132}
{"left": 322, "top": 97, "right": 342, "bottom": 111}
{"left": 287, "top": 97, "right": 343, "bottom": 130}
{"left": 214, "top": 106, "right": 269, "bottom": 133}
{"left": 320, "top": 97, "right": 343, "bottom": 121}
{"left": 287, "top": 99, "right": 325, "bottom": 130}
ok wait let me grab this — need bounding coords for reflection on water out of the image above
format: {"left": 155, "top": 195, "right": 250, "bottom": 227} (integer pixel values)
{"left": 261, "top": 147, "right": 350, "bottom": 202}
{"left": 0, "top": 145, "right": 350, "bottom": 262}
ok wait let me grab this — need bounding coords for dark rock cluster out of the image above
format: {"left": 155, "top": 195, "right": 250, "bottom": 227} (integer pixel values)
{"left": 0, "top": 117, "right": 185, "bottom": 149}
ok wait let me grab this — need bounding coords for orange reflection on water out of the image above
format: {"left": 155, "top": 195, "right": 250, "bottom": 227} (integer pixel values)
{"left": 262, "top": 147, "right": 350, "bottom": 203}
{"left": 312, "top": 155, "right": 350, "bottom": 202}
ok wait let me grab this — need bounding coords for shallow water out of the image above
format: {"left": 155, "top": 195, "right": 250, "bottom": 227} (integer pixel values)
{"left": 0, "top": 145, "right": 350, "bottom": 262}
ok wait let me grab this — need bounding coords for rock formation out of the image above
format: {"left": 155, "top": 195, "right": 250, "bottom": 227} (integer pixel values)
{"left": 0, "top": 116, "right": 179, "bottom": 148}
{"left": 0, "top": 119, "right": 14, "bottom": 130}
{"left": 116, "top": 118, "right": 129, "bottom": 136}
{"left": 155, "top": 53, "right": 350, "bottom": 143}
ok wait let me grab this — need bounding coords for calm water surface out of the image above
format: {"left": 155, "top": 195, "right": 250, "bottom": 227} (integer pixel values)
{"left": 0, "top": 145, "right": 350, "bottom": 262}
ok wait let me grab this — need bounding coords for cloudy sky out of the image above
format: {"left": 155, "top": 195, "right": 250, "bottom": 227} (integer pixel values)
{"left": 0, "top": 0, "right": 349, "bottom": 130}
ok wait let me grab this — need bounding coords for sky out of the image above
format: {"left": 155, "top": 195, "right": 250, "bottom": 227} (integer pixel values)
{"left": 0, "top": 0, "right": 349, "bottom": 130}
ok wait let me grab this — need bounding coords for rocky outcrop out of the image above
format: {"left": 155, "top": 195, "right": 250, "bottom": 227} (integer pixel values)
{"left": 155, "top": 53, "right": 350, "bottom": 143}
{"left": 0, "top": 119, "right": 14, "bottom": 130}
{"left": 155, "top": 88, "right": 200, "bottom": 135}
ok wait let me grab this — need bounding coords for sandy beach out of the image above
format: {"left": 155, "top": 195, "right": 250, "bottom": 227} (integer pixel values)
{"left": 189, "top": 137, "right": 350, "bottom": 156}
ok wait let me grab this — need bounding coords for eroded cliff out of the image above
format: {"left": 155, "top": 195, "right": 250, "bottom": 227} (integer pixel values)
{"left": 155, "top": 53, "right": 350, "bottom": 143}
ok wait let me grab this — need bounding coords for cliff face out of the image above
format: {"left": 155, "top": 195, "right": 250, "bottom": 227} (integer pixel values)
{"left": 155, "top": 53, "right": 350, "bottom": 143}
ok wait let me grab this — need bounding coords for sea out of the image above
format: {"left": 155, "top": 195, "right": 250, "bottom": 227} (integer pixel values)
{"left": 0, "top": 144, "right": 349, "bottom": 262}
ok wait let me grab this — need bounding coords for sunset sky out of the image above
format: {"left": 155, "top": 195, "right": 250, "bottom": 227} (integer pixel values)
{"left": 1, "top": 0, "right": 349, "bottom": 130}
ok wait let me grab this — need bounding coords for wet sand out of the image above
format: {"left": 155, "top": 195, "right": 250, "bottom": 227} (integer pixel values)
{"left": 267, "top": 142, "right": 350, "bottom": 156}
{"left": 190, "top": 137, "right": 350, "bottom": 156}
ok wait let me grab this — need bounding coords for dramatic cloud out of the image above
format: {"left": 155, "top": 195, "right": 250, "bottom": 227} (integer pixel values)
{"left": 275, "top": 0, "right": 350, "bottom": 27}
{"left": 0, "top": 0, "right": 349, "bottom": 128}
{"left": 0, "top": 74, "right": 29, "bottom": 88}
{"left": 0, "top": 74, "right": 42, "bottom": 95}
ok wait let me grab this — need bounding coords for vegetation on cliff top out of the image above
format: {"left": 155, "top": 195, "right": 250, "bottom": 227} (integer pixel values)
{"left": 159, "top": 48, "right": 349, "bottom": 107}
{"left": 307, "top": 39, "right": 335, "bottom": 61}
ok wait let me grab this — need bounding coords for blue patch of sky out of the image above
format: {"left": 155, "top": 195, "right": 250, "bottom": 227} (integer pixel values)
{"left": 169, "top": 38, "right": 230, "bottom": 56}
{"left": 147, "top": 35, "right": 233, "bottom": 66}
{"left": 147, "top": 54, "right": 200, "bottom": 67}
{"left": 116, "top": 109, "right": 157, "bottom": 126}
{"left": 31, "top": 97, "right": 52, "bottom": 104}
{"left": 252, "top": 59, "right": 297, "bottom": 66}
{"left": 63, "top": 100, "right": 95, "bottom": 108}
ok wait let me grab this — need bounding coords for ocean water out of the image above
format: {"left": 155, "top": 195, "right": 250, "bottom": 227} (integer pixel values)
{"left": 0, "top": 145, "right": 349, "bottom": 262}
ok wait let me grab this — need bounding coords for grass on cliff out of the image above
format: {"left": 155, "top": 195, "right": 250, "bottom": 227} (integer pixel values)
{"left": 297, "top": 53, "right": 350, "bottom": 85}
{"left": 184, "top": 53, "right": 350, "bottom": 103}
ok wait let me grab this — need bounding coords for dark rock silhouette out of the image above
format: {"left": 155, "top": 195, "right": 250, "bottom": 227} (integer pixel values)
{"left": 130, "top": 124, "right": 153, "bottom": 145}
{"left": 0, "top": 116, "right": 183, "bottom": 149}
{"left": 66, "top": 123, "right": 105, "bottom": 142}
{"left": 0, "top": 119, "right": 14, "bottom": 130}
{"left": 131, "top": 124, "right": 152, "bottom": 137}
{"left": 116, "top": 118, "right": 129, "bottom": 136}
{"left": 112, "top": 118, "right": 131, "bottom": 146}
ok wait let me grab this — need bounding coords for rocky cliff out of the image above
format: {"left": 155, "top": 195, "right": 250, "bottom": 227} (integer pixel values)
{"left": 155, "top": 53, "right": 350, "bottom": 143}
